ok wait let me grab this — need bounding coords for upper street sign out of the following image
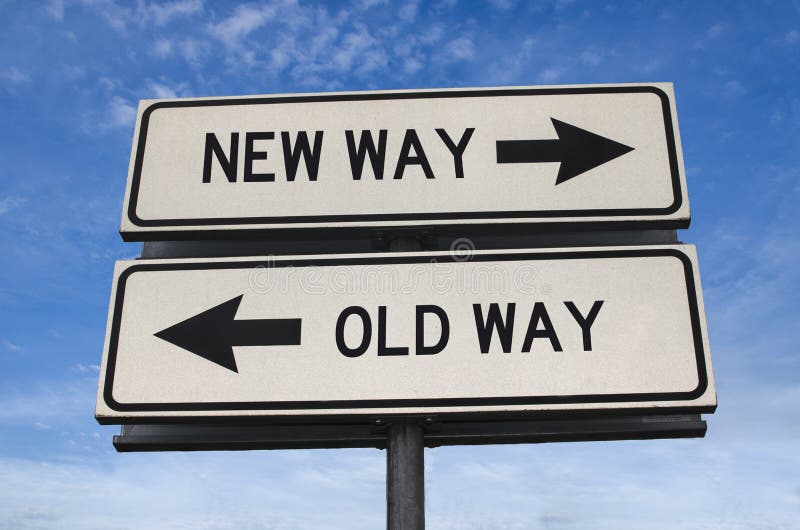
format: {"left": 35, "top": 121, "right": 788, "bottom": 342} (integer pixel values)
{"left": 120, "top": 83, "right": 689, "bottom": 240}
{"left": 95, "top": 245, "right": 715, "bottom": 423}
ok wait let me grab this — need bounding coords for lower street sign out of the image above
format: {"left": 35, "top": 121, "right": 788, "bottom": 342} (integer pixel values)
{"left": 95, "top": 246, "right": 716, "bottom": 423}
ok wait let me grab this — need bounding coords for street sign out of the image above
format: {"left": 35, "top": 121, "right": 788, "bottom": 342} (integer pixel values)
{"left": 120, "top": 83, "right": 689, "bottom": 240}
{"left": 95, "top": 245, "right": 715, "bottom": 423}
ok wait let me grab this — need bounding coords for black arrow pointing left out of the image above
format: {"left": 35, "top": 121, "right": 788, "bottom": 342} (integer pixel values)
{"left": 154, "top": 294, "right": 301, "bottom": 373}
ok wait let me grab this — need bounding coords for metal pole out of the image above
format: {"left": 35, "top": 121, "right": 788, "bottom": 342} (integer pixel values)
{"left": 387, "top": 423, "right": 425, "bottom": 530}
{"left": 385, "top": 235, "right": 426, "bottom": 530}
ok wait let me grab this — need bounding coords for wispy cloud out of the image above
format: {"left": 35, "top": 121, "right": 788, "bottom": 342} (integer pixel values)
{"left": 487, "top": 0, "right": 516, "bottom": 11}
{"left": 443, "top": 35, "right": 476, "bottom": 62}
{"left": 640, "top": 58, "right": 663, "bottom": 74}
{"left": 142, "top": 78, "right": 191, "bottom": 99}
{"left": 398, "top": 0, "right": 420, "bottom": 22}
{"left": 73, "top": 363, "right": 100, "bottom": 373}
{"left": 206, "top": 3, "right": 277, "bottom": 49}
{"left": 2, "top": 340, "right": 22, "bottom": 352}
{"left": 538, "top": 65, "right": 566, "bottom": 83}
{"left": 486, "top": 37, "right": 535, "bottom": 84}
{"left": 693, "top": 21, "right": 726, "bottom": 49}
{"left": 0, "top": 196, "right": 27, "bottom": 216}
{"left": 0, "top": 378, "right": 95, "bottom": 425}
{"left": 78, "top": 0, "right": 203, "bottom": 32}
{"left": 0, "top": 452, "right": 386, "bottom": 529}
{"left": 706, "top": 22, "right": 725, "bottom": 39}
{"left": 0, "top": 66, "right": 31, "bottom": 87}
{"left": 57, "top": 64, "right": 86, "bottom": 81}
{"left": 355, "top": 0, "right": 388, "bottom": 9}
{"left": 145, "top": 0, "right": 203, "bottom": 26}
{"left": 87, "top": 0, "right": 132, "bottom": 33}
{"left": 723, "top": 79, "right": 745, "bottom": 95}
{"left": 100, "top": 96, "right": 136, "bottom": 130}
{"left": 330, "top": 26, "right": 385, "bottom": 76}
{"left": 151, "top": 38, "right": 173, "bottom": 58}
{"left": 44, "top": 0, "right": 64, "bottom": 20}
{"left": 781, "top": 29, "right": 798, "bottom": 46}
{"left": 108, "top": 1, "right": 480, "bottom": 90}
{"left": 579, "top": 48, "right": 602, "bottom": 66}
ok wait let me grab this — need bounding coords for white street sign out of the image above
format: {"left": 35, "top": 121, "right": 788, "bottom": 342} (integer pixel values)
{"left": 120, "top": 83, "right": 689, "bottom": 240}
{"left": 96, "top": 245, "right": 715, "bottom": 423}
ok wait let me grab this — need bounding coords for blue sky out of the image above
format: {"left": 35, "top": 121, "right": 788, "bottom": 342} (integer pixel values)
{"left": 0, "top": 0, "right": 798, "bottom": 528}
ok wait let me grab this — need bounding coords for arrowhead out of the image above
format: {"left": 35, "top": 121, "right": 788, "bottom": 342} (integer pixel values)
{"left": 551, "top": 118, "right": 634, "bottom": 185}
{"left": 154, "top": 295, "right": 243, "bottom": 373}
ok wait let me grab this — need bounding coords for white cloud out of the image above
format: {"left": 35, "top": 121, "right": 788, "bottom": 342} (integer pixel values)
{"left": 266, "top": 6, "right": 443, "bottom": 87}
{"left": 398, "top": 0, "right": 420, "bottom": 22}
{"left": 403, "top": 57, "right": 422, "bottom": 75}
{"left": 207, "top": 3, "right": 277, "bottom": 48}
{"left": 44, "top": 0, "right": 65, "bottom": 20}
{"left": 98, "top": 76, "right": 121, "bottom": 91}
{"left": 152, "top": 38, "right": 173, "bottom": 58}
{"left": 444, "top": 36, "right": 475, "bottom": 62}
{"left": 694, "top": 22, "right": 726, "bottom": 49}
{"left": 74, "top": 363, "right": 100, "bottom": 373}
{"left": 0, "top": 196, "right": 27, "bottom": 216}
{"left": 2, "top": 340, "right": 22, "bottom": 352}
{"left": 356, "top": 0, "right": 388, "bottom": 9}
{"left": 270, "top": 47, "right": 291, "bottom": 70}
{"left": 134, "top": 2, "right": 464, "bottom": 87}
{"left": 723, "top": 80, "right": 745, "bottom": 95}
{"left": 487, "top": 0, "right": 515, "bottom": 10}
{"left": 418, "top": 24, "right": 444, "bottom": 45}
{"left": 0, "top": 379, "right": 94, "bottom": 425}
{"left": 83, "top": 0, "right": 132, "bottom": 33}
{"left": 640, "top": 58, "right": 663, "bottom": 74}
{"left": 328, "top": 26, "right": 389, "bottom": 77}
{"left": 538, "top": 65, "right": 566, "bottom": 82}
{"left": 579, "top": 49, "right": 602, "bottom": 66}
{"left": 0, "top": 66, "right": 31, "bottom": 86}
{"left": 147, "top": 81, "right": 176, "bottom": 98}
{"left": 100, "top": 96, "right": 136, "bottom": 130}
{"left": 0, "top": 452, "right": 386, "bottom": 529}
{"left": 486, "top": 37, "right": 535, "bottom": 84}
{"left": 58, "top": 64, "right": 86, "bottom": 81}
{"left": 436, "top": 0, "right": 458, "bottom": 9}
{"left": 332, "top": 28, "right": 372, "bottom": 71}
{"left": 707, "top": 22, "right": 724, "bottom": 39}
{"left": 1, "top": 432, "right": 798, "bottom": 530}
{"left": 79, "top": 0, "right": 202, "bottom": 32}
{"left": 178, "top": 38, "right": 207, "bottom": 65}
{"left": 782, "top": 29, "right": 798, "bottom": 45}
{"left": 146, "top": 0, "right": 203, "bottom": 25}
{"left": 454, "top": 460, "right": 520, "bottom": 483}
{"left": 143, "top": 79, "right": 190, "bottom": 99}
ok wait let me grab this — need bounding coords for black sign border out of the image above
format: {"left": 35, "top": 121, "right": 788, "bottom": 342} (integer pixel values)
{"left": 126, "top": 86, "right": 684, "bottom": 232}
{"left": 101, "top": 248, "right": 710, "bottom": 420}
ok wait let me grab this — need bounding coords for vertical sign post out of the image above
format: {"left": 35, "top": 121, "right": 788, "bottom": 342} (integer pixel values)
{"left": 385, "top": 237, "right": 426, "bottom": 529}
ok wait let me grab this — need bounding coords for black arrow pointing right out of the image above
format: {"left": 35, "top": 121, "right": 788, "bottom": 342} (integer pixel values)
{"left": 496, "top": 118, "right": 634, "bottom": 185}
{"left": 154, "top": 295, "right": 301, "bottom": 373}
